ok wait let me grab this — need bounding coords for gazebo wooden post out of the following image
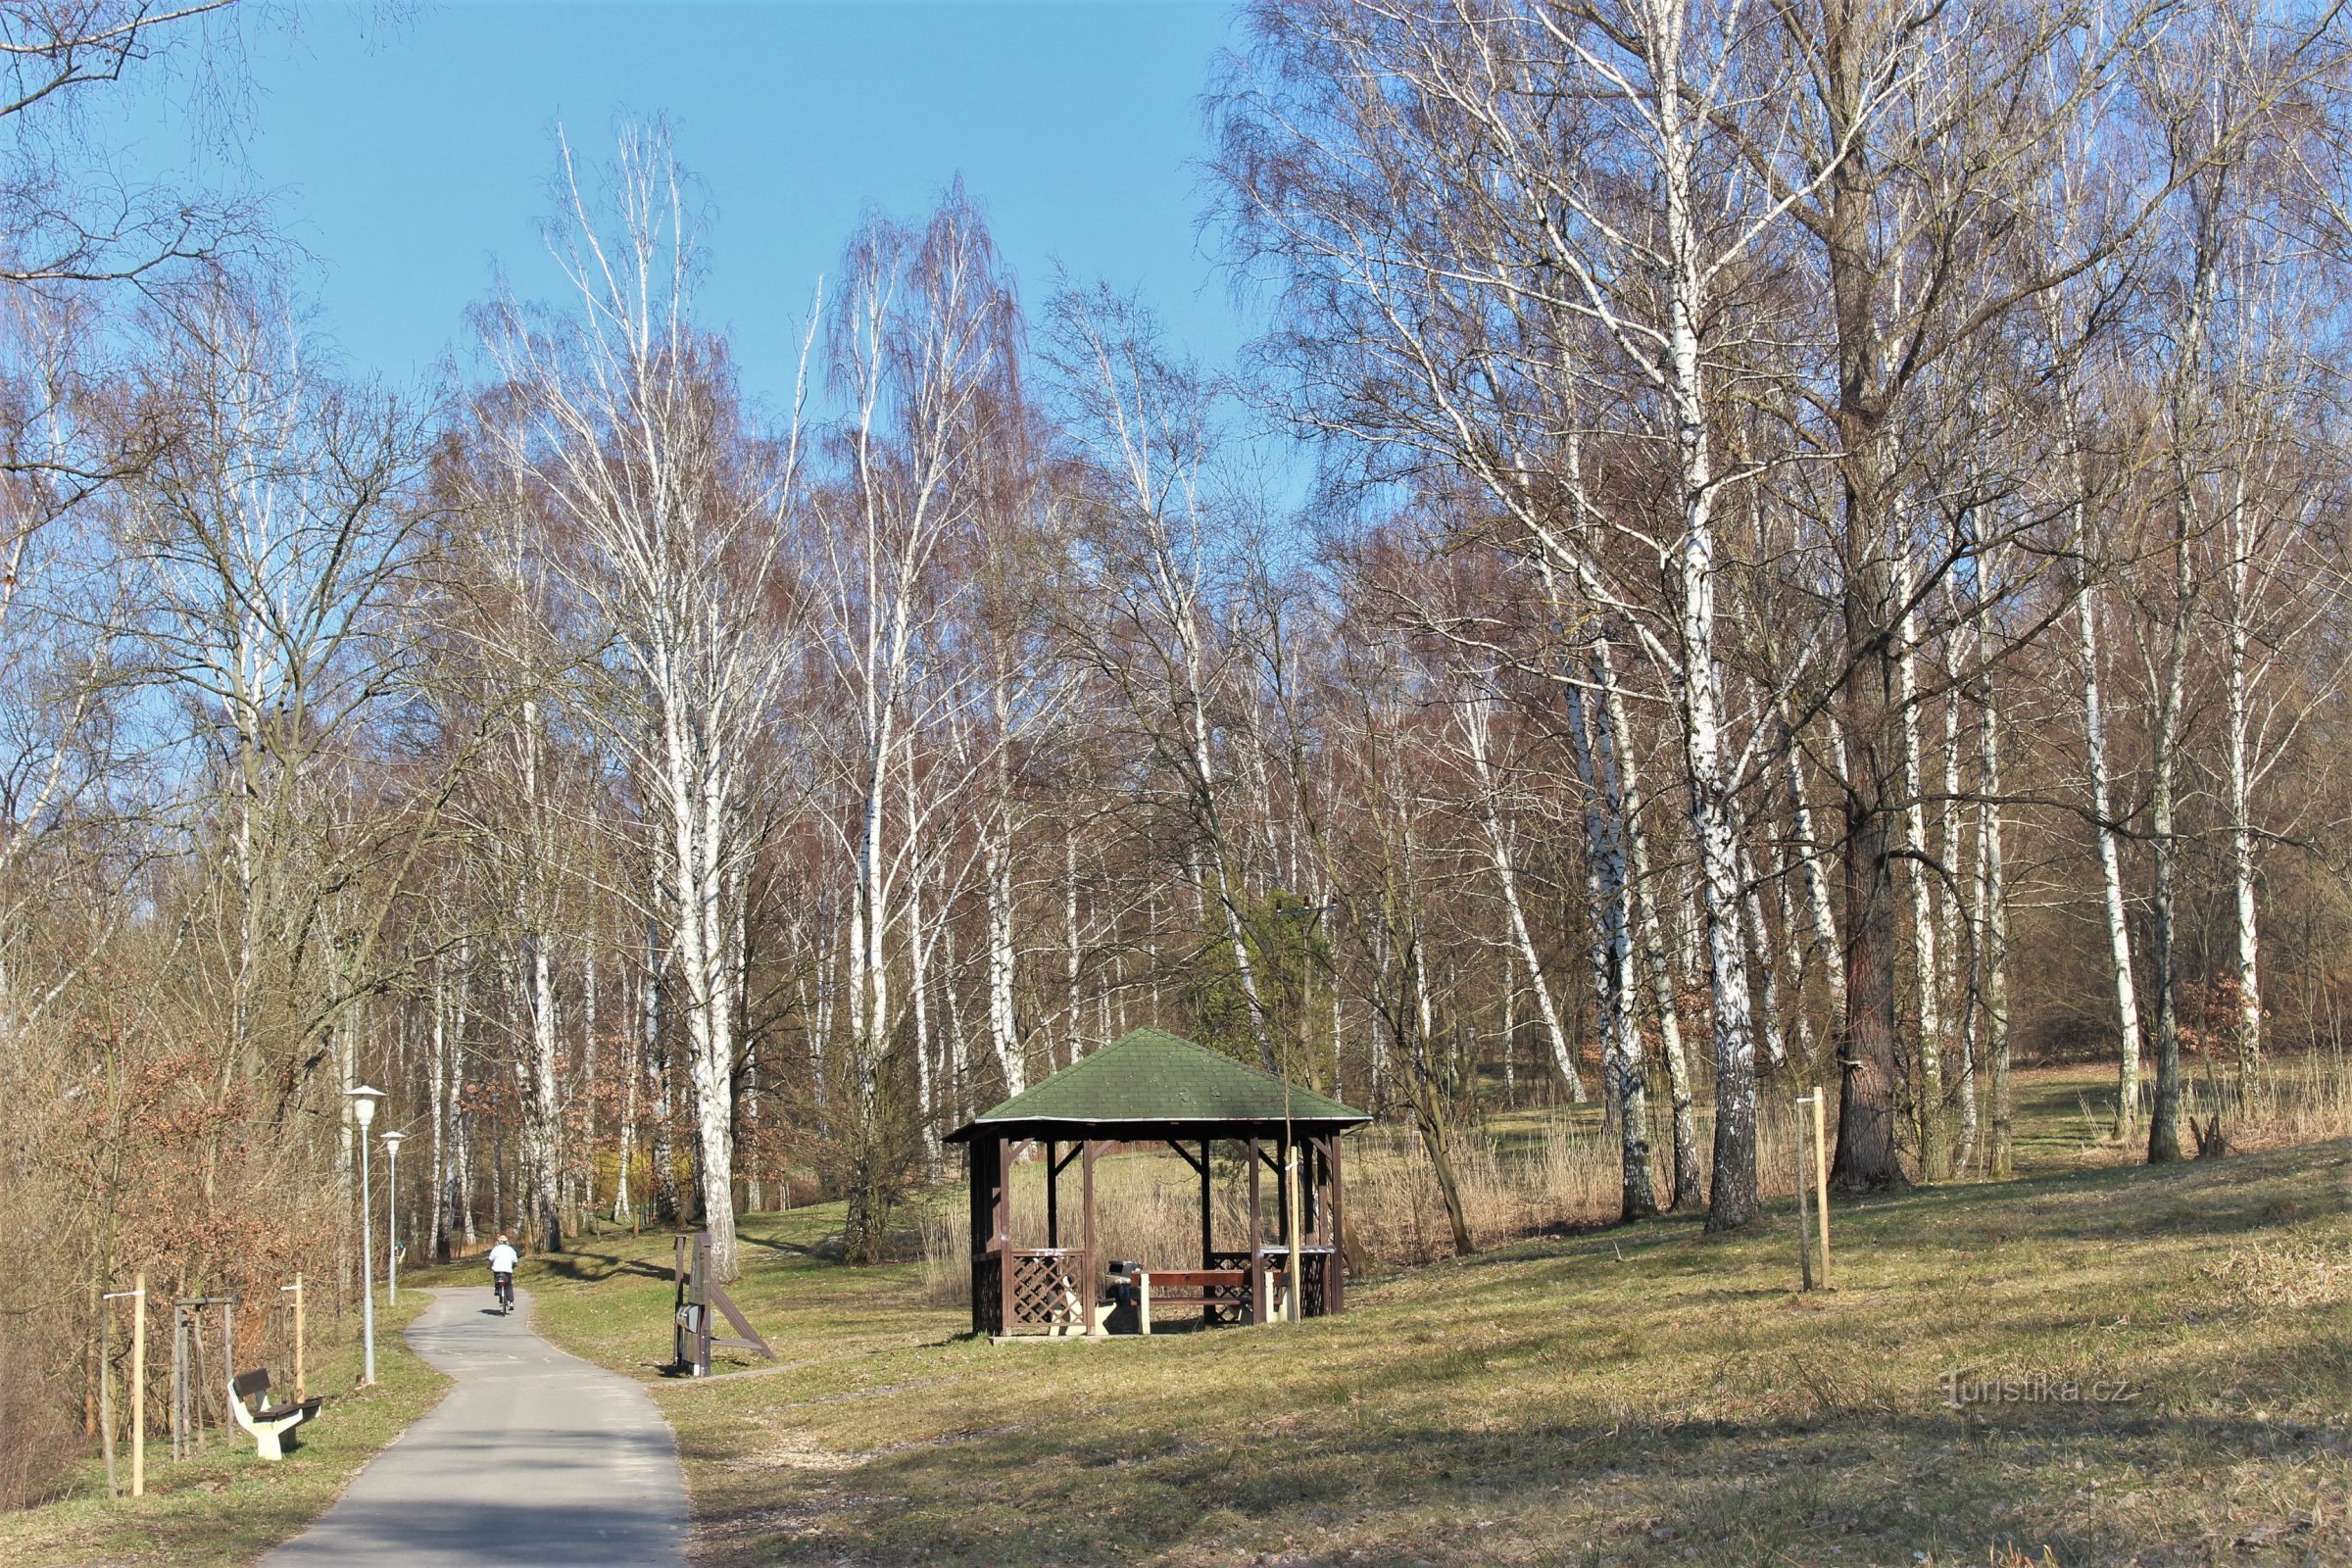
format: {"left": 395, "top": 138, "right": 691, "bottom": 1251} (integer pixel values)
{"left": 1246, "top": 1135, "right": 1263, "bottom": 1325}
{"left": 1080, "top": 1140, "right": 1098, "bottom": 1335}
{"left": 1198, "top": 1140, "right": 1212, "bottom": 1267}
{"left": 1199, "top": 1138, "right": 1214, "bottom": 1328}
{"left": 1045, "top": 1139, "right": 1059, "bottom": 1249}
{"left": 967, "top": 1134, "right": 1003, "bottom": 1338}
{"left": 1328, "top": 1133, "right": 1347, "bottom": 1314}
{"left": 995, "top": 1136, "right": 1014, "bottom": 1337}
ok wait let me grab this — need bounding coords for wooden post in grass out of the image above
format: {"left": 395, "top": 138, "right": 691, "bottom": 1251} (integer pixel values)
{"left": 171, "top": 1300, "right": 185, "bottom": 1462}
{"left": 101, "top": 1275, "right": 147, "bottom": 1497}
{"left": 129, "top": 1272, "right": 146, "bottom": 1497}
{"left": 282, "top": 1275, "right": 306, "bottom": 1400}
{"left": 1809, "top": 1087, "right": 1833, "bottom": 1290}
{"left": 1793, "top": 1094, "right": 1816, "bottom": 1291}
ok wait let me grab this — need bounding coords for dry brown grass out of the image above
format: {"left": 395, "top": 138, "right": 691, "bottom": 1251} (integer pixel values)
{"left": 2214, "top": 1050, "right": 2352, "bottom": 1148}
{"left": 504, "top": 1124, "right": 2352, "bottom": 1568}
{"left": 913, "top": 1054, "right": 2350, "bottom": 1329}
{"left": 916, "top": 1098, "right": 1821, "bottom": 1297}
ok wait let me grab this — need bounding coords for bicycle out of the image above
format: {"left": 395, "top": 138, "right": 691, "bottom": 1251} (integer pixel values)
{"left": 492, "top": 1270, "right": 514, "bottom": 1316}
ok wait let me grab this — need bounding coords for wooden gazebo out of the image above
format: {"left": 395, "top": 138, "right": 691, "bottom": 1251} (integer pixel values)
{"left": 945, "top": 1027, "right": 1370, "bottom": 1339}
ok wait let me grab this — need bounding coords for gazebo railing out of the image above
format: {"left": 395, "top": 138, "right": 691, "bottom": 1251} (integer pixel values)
{"left": 1214, "top": 1245, "right": 1338, "bottom": 1320}
{"left": 1004, "top": 1247, "right": 1092, "bottom": 1334}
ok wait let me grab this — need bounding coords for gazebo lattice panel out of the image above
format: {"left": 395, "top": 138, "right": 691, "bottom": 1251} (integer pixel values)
{"left": 1007, "top": 1249, "right": 1092, "bottom": 1332}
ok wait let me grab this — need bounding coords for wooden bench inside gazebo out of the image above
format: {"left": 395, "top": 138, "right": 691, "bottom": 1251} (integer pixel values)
{"left": 946, "top": 1027, "right": 1370, "bottom": 1340}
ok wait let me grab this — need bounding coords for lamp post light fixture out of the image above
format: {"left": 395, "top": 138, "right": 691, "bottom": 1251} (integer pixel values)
{"left": 380, "top": 1130, "right": 407, "bottom": 1304}
{"left": 345, "top": 1085, "right": 386, "bottom": 1386}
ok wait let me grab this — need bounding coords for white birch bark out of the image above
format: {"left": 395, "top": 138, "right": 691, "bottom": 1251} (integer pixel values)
{"left": 1978, "top": 657, "right": 2012, "bottom": 1177}
{"left": 1894, "top": 555, "right": 1947, "bottom": 1178}
{"left": 1596, "top": 639, "right": 1703, "bottom": 1213}
{"left": 428, "top": 962, "right": 450, "bottom": 1260}
{"left": 2078, "top": 585, "right": 2143, "bottom": 1138}
{"left": 1457, "top": 683, "right": 1586, "bottom": 1101}
{"left": 483, "top": 128, "right": 809, "bottom": 1280}
{"left": 612, "top": 968, "right": 638, "bottom": 1225}
{"left": 1567, "top": 655, "right": 1652, "bottom": 1220}
{"left": 2223, "top": 469, "right": 2263, "bottom": 1098}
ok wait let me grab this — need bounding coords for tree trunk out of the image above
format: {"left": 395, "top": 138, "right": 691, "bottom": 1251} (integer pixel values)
{"left": 1464, "top": 687, "right": 1587, "bottom": 1102}
{"left": 1597, "top": 645, "right": 1703, "bottom": 1212}
{"left": 1979, "top": 661, "right": 2013, "bottom": 1178}
{"left": 522, "top": 928, "right": 564, "bottom": 1253}
{"left": 2079, "top": 586, "right": 2143, "bottom": 1139}
{"left": 2225, "top": 482, "right": 2262, "bottom": 1102}
{"left": 1567, "top": 656, "right": 1653, "bottom": 1222}
{"left": 428, "top": 963, "right": 451, "bottom": 1264}
{"left": 1895, "top": 558, "right": 1947, "bottom": 1180}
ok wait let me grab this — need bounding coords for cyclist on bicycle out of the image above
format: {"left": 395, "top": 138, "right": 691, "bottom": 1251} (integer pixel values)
{"left": 487, "top": 1235, "right": 518, "bottom": 1314}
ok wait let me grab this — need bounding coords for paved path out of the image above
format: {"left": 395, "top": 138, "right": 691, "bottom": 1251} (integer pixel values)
{"left": 264, "top": 1287, "right": 687, "bottom": 1567}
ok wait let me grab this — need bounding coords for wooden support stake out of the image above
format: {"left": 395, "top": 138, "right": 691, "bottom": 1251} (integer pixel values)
{"left": 129, "top": 1272, "right": 145, "bottom": 1498}
{"left": 1327, "top": 1136, "right": 1347, "bottom": 1315}
{"left": 291, "top": 1276, "right": 305, "bottom": 1401}
{"left": 171, "top": 1305, "right": 185, "bottom": 1463}
{"left": 1793, "top": 1096, "right": 1816, "bottom": 1291}
{"left": 1809, "top": 1086, "right": 1833, "bottom": 1290}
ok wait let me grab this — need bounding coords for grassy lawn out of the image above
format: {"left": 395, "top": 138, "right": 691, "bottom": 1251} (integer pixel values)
{"left": 406, "top": 1071, "right": 2352, "bottom": 1568}
{"left": 0, "top": 1289, "right": 449, "bottom": 1568}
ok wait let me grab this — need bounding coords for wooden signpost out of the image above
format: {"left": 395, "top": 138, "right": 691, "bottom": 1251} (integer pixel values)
{"left": 671, "top": 1231, "right": 776, "bottom": 1378}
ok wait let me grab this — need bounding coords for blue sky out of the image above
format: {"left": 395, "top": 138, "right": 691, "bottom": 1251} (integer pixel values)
{"left": 203, "top": 1, "right": 1252, "bottom": 414}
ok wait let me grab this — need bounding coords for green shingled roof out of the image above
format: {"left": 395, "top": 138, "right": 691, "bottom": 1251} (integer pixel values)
{"left": 952, "top": 1027, "right": 1368, "bottom": 1135}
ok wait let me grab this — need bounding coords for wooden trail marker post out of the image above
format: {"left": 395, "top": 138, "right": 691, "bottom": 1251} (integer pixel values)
{"left": 281, "top": 1275, "right": 306, "bottom": 1400}
{"left": 1792, "top": 1095, "right": 1817, "bottom": 1291}
{"left": 171, "top": 1300, "right": 186, "bottom": 1462}
{"left": 101, "top": 1274, "right": 147, "bottom": 1497}
{"left": 132, "top": 1273, "right": 145, "bottom": 1497}
{"left": 1807, "top": 1086, "right": 1833, "bottom": 1289}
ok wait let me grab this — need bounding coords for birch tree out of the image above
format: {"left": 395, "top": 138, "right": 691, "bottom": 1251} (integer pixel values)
{"left": 816, "top": 185, "right": 1019, "bottom": 1258}
{"left": 482, "top": 124, "right": 809, "bottom": 1281}
{"left": 1220, "top": 0, "right": 1834, "bottom": 1227}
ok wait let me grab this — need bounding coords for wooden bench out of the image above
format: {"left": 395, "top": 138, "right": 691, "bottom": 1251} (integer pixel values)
{"left": 228, "top": 1369, "right": 321, "bottom": 1460}
{"left": 1135, "top": 1269, "right": 1248, "bottom": 1334}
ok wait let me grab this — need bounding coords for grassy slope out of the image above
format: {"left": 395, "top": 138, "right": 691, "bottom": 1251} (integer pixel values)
{"left": 422, "top": 1079, "right": 2352, "bottom": 1568}
{"left": 0, "top": 1290, "right": 449, "bottom": 1568}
